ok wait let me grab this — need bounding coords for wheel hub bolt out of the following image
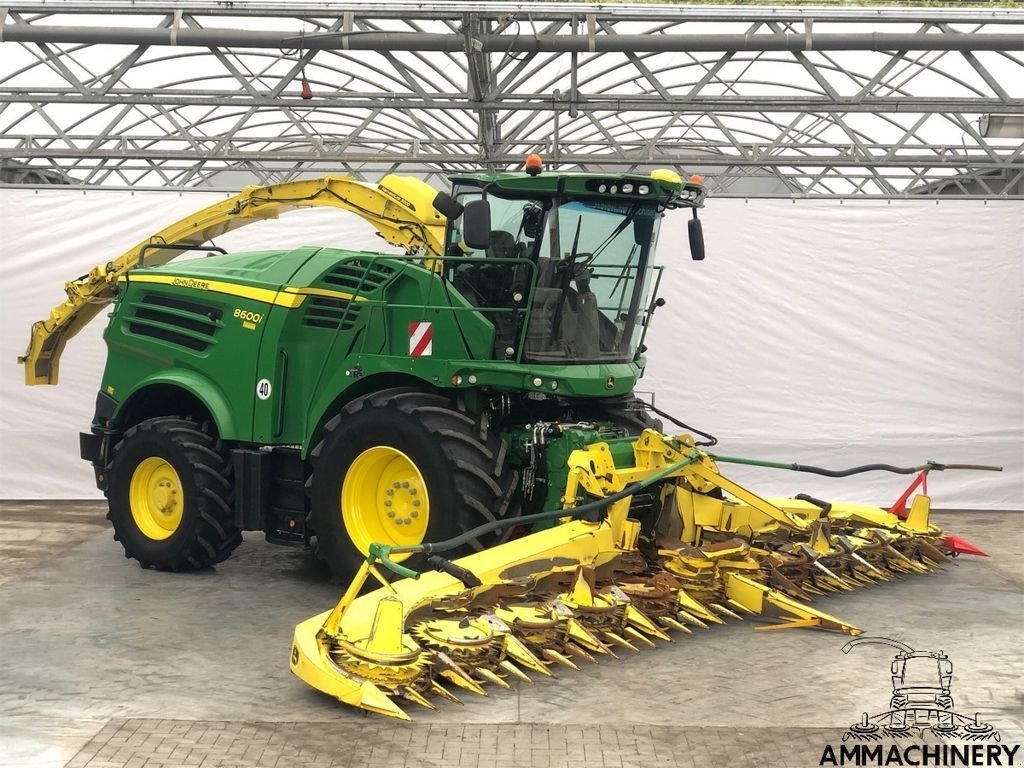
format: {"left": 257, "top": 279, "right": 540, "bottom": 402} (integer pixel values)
{"left": 409, "top": 488, "right": 417, "bottom": 495}
{"left": 403, "top": 518, "right": 412, "bottom": 525}
{"left": 387, "top": 511, "right": 396, "bottom": 518}
{"left": 412, "top": 500, "right": 420, "bottom": 507}
{"left": 393, "top": 482, "right": 401, "bottom": 488}
{"left": 411, "top": 511, "right": 418, "bottom": 518}
{"left": 384, "top": 500, "right": 392, "bottom": 507}
{"left": 401, "top": 482, "right": 409, "bottom": 488}
{"left": 386, "top": 489, "right": 394, "bottom": 496}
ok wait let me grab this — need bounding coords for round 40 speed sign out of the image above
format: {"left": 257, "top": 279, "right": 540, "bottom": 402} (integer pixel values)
{"left": 256, "top": 378, "right": 272, "bottom": 401}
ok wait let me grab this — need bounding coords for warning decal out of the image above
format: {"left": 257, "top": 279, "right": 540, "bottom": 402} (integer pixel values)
{"left": 409, "top": 321, "right": 433, "bottom": 357}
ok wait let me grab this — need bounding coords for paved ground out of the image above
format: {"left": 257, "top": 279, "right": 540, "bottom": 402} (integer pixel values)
{"left": 1, "top": 502, "right": 1021, "bottom": 768}
{"left": 0, "top": 503, "right": 107, "bottom": 587}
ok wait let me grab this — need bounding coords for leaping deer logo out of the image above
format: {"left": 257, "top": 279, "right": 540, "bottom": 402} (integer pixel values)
{"left": 841, "top": 637, "right": 1000, "bottom": 742}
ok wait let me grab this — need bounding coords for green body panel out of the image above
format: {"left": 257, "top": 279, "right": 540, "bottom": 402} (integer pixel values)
{"left": 149, "top": 247, "right": 320, "bottom": 284}
{"left": 97, "top": 169, "right": 696, "bottom": 459}
{"left": 251, "top": 249, "right": 499, "bottom": 445}
{"left": 101, "top": 250, "right": 313, "bottom": 442}
{"left": 101, "top": 247, "right": 640, "bottom": 451}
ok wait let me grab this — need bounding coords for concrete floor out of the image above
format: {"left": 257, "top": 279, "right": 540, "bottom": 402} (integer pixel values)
{"left": 0, "top": 502, "right": 1021, "bottom": 768}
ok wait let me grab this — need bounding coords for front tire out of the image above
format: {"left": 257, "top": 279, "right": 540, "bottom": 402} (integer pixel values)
{"left": 106, "top": 417, "right": 241, "bottom": 570}
{"left": 308, "top": 388, "right": 518, "bottom": 581}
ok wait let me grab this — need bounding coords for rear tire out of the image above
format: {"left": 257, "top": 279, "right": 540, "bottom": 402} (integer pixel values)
{"left": 106, "top": 417, "right": 241, "bottom": 571}
{"left": 308, "top": 388, "right": 519, "bottom": 582}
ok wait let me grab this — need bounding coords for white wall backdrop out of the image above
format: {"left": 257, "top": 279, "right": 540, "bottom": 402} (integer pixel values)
{"left": 1, "top": 189, "right": 1020, "bottom": 508}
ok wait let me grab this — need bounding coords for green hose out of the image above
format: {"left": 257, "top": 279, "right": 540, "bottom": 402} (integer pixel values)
{"left": 368, "top": 448, "right": 702, "bottom": 579}
{"left": 708, "top": 454, "right": 1002, "bottom": 476}
{"left": 369, "top": 449, "right": 1001, "bottom": 580}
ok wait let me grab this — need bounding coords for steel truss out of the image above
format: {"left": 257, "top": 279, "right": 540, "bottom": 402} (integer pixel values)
{"left": 1, "top": 2, "right": 1022, "bottom": 196}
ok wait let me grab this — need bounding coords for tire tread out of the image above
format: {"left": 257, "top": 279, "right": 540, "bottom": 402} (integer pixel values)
{"left": 308, "top": 387, "right": 519, "bottom": 577}
{"left": 107, "top": 417, "right": 241, "bottom": 571}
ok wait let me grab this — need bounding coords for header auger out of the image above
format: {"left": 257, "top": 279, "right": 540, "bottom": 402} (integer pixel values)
{"left": 291, "top": 428, "right": 999, "bottom": 720}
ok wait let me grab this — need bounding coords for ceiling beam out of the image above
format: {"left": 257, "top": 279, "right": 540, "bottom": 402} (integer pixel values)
{"left": 5, "top": 2, "right": 1020, "bottom": 23}
{"left": 0, "top": 91, "right": 1018, "bottom": 113}
{"left": 4, "top": 147, "right": 1016, "bottom": 169}
{"left": 4, "top": 25, "right": 1024, "bottom": 53}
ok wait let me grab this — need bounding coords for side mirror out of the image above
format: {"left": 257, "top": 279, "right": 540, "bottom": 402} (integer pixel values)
{"left": 463, "top": 199, "right": 492, "bottom": 250}
{"left": 432, "top": 191, "right": 464, "bottom": 220}
{"left": 688, "top": 215, "right": 705, "bottom": 261}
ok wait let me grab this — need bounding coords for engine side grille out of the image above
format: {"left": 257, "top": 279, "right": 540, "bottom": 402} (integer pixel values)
{"left": 301, "top": 296, "right": 361, "bottom": 331}
{"left": 126, "top": 293, "right": 222, "bottom": 352}
{"left": 321, "top": 259, "right": 396, "bottom": 293}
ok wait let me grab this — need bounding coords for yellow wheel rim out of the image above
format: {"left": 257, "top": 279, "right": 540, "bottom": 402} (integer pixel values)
{"left": 341, "top": 446, "right": 430, "bottom": 559}
{"left": 129, "top": 457, "right": 184, "bottom": 541}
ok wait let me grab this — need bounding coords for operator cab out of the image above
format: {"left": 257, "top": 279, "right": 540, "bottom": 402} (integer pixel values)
{"left": 440, "top": 165, "right": 705, "bottom": 364}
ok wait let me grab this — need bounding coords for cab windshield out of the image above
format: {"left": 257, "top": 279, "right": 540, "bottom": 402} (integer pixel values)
{"left": 528, "top": 198, "right": 659, "bottom": 363}
{"left": 447, "top": 186, "right": 661, "bottom": 364}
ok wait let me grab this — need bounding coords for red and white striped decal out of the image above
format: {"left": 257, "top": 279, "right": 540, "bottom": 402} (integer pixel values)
{"left": 409, "top": 321, "right": 433, "bottom": 357}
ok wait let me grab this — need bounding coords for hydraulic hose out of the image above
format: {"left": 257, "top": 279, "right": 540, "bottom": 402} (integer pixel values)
{"left": 369, "top": 450, "right": 1001, "bottom": 580}
{"left": 369, "top": 450, "right": 700, "bottom": 579}
{"left": 635, "top": 399, "right": 718, "bottom": 447}
{"left": 707, "top": 455, "right": 1002, "bottom": 477}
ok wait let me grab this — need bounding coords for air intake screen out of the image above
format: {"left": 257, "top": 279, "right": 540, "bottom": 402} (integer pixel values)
{"left": 301, "top": 296, "right": 361, "bottom": 331}
{"left": 321, "top": 260, "right": 395, "bottom": 292}
{"left": 126, "top": 293, "right": 221, "bottom": 352}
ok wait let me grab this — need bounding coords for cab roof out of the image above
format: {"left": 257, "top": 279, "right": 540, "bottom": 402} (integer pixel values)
{"left": 447, "top": 169, "right": 703, "bottom": 206}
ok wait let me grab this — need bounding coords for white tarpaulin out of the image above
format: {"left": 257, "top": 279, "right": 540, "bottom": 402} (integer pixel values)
{"left": 1, "top": 189, "right": 1020, "bottom": 508}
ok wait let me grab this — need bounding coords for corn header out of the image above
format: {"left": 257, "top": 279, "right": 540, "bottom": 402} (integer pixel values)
{"left": 292, "top": 427, "right": 999, "bottom": 720}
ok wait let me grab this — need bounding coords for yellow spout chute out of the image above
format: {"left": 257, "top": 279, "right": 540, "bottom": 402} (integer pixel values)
{"left": 19, "top": 174, "right": 446, "bottom": 385}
